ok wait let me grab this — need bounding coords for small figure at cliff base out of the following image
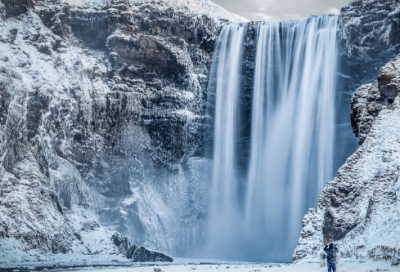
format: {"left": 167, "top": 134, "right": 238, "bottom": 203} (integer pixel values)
{"left": 324, "top": 243, "right": 338, "bottom": 272}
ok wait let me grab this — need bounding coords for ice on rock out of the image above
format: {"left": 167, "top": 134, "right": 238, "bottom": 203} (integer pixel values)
{"left": 0, "top": 0, "right": 215, "bottom": 265}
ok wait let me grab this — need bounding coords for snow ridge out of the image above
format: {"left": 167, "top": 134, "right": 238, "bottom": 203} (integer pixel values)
{"left": 63, "top": 0, "right": 249, "bottom": 22}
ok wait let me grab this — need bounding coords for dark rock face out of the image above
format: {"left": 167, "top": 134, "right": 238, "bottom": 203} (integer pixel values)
{"left": 112, "top": 232, "right": 132, "bottom": 255}
{"left": 350, "top": 54, "right": 400, "bottom": 144}
{"left": 335, "top": 0, "right": 400, "bottom": 174}
{"left": 126, "top": 244, "right": 174, "bottom": 262}
{"left": 237, "top": 23, "right": 257, "bottom": 175}
{"left": 0, "top": 0, "right": 32, "bottom": 17}
{"left": 339, "top": 0, "right": 400, "bottom": 88}
{"left": 322, "top": 209, "right": 357, "bottom": 244}
{"left": 111, "top": 231, "right": 173, "bottom": 261}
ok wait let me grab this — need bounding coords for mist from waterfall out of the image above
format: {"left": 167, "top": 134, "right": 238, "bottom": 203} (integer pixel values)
{"left": 205, "top": 15, "right": 339, "bottom": 262}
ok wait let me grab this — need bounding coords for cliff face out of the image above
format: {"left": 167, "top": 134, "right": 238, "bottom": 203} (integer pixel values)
{"left": 0, "top": 0, "right": 241, "bottom": 264}
{"left": 339, "top": 0, "right": 400, "bottom": 88}
{"left": 293, "top": 0, "right": 400, "bottom": 263}
{"left": 334, "top": 0, "right": 400, "bottom": 172}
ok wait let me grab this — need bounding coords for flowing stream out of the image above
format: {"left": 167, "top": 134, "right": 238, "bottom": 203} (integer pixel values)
{"left": 205, "top": 15, "right": 339, "bottom": 262}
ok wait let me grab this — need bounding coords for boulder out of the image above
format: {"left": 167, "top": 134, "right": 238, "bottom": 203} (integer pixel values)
{"left": 111, "top": 232, "right": 132, "bottom": 255}
{"left": 126, "top": 244, "right": 173, "bottom": 262}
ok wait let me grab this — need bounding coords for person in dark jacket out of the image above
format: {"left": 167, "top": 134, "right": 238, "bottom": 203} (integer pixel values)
{"left": 324, "top": 243, "right": 338, "bottom": 272}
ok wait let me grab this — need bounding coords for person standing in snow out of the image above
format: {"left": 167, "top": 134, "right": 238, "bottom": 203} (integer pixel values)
{"left": 324, "top": 243, "right": 339, "bottom": 272}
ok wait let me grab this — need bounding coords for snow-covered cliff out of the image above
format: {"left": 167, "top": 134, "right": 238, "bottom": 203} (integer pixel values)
{"left": 0, "top": 0, "right": 244, "bottom": 265}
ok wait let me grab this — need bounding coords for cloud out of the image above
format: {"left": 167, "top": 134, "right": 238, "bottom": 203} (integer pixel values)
{"left": 328, "top": 8, "right": 341, "bottom": 14}
{"left": 252, "top": 12, "right": 274, "bottom": 21}
{"left": 212, "top": 0, "right": 352, "bottom": 22}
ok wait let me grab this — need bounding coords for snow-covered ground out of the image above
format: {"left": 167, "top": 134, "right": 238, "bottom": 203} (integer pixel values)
{"left": 70, "top": 259, "right": 397, "bottom": 272}
{"left": 1, "top": 258, "right": 397, "bottom": 272}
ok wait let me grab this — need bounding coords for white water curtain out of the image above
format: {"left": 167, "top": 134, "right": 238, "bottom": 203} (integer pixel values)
{"left": 206, "top": 15, "right": 338, "bottom": 261}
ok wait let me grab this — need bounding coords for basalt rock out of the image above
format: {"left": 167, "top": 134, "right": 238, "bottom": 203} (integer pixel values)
{"left": 126, "top": 244, "right": 174, "bottom": 262}
{"left": 350, "top": 54, "right": 400, "bottom": 144}
{"left": 111, "top": 232, "right": 132, "bottom": 255}
{"left": 0, "top": 0, "right": 33, "bottom": 17}
{"left": 339, "top": 0, "right": 400, "bottom": 88}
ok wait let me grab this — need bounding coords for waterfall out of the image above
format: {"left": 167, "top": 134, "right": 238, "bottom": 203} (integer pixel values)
{"left": 206, "top": 23, "right": 246, "bottom": 253}
{"left": 205, "top": 15, "right": 339, "bottom": 262}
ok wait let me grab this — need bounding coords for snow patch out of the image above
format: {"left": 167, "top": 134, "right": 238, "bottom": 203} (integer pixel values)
{"left": 62, "top": 0, "right": 249, "bottom": 22}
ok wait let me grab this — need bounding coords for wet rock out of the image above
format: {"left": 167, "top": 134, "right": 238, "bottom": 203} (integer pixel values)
{"left": 351, "top": 54, "right": 400, "bottom": 144}
{"left": 339, "top": 0, "right": 400, "bottom": 89}
{"left": 126, "top": 244, "right": 173, "bottom": 262}
{"left": 0, "top": 2, "right": 5, "bottom": 20}
{"left": 0, "top": 0, "right": 32, "bottom": 17}
{"left": 111, "top": 232, "right": 132, "bottom": 255}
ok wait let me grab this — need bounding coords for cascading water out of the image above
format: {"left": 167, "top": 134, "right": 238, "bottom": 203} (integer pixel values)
{"left": 205, "top": 15, "right": 339, "bottom": 262}
{"left": 206, "top": 23, "right": 246, "bottom": 253}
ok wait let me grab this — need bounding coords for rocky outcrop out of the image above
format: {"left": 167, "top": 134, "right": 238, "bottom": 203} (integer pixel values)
{"left": 0, "top": 0, "right": 33, "bottom": 17}
{"left": 111, "top": 232, "right": 173, "bottom": 262}
{"left": 126, "top": 244, "right": 173, "bottom": 262}
{"left": 293, "top": 53, "right": 400, "bottom": 264}
{"left": 0, "top": 0, "right": 238, "bottom": 263}
{"left": 111, "top": 232, "right": 132, "bottom": 255}
{"left": 335, "top": 0, "right": 400, "bottom": 172}
{"left": 339, "top": 0, "right": 400, "bottom": 88}
{"left": 350, "top": 54, "right": 400, "bottom": 144}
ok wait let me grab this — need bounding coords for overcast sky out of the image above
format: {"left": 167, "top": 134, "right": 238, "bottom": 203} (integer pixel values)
{"left": 213, "top": 0, "right": 352, "bottom": 22}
